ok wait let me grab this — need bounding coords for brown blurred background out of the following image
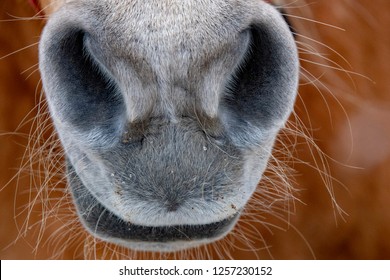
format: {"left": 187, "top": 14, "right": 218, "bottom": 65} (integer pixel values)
{"left": 1, "top": 0, "right": 389, "bottom": 259}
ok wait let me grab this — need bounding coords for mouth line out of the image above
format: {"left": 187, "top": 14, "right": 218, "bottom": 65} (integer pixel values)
{"left": 66, "top": 160, "right": 241, "bottom": 247}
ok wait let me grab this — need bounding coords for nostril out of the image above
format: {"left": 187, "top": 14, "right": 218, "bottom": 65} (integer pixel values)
{"left": 40, "top": 25, "right": 125, "bottom": 143}
{"left": 221, "top": 19, "right": 298, "bottom": 148}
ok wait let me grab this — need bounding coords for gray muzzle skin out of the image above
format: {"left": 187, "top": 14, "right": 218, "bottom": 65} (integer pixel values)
{"left": 39, "top": 0, "right": 298, "bottom": 251}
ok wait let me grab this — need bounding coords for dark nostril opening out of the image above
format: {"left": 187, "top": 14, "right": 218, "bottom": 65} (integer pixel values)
{"left": 40, "top": 27, "right": 124, "bottom": 136}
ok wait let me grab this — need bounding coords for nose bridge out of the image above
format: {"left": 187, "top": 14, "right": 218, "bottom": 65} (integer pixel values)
{"left": 114, "top": 33, "right": 251, "bottom": 122}
{"left": 42, "top": 0, "right": 256, "bottom": 124}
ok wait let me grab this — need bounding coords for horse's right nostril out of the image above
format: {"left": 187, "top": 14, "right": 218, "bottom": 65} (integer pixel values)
{"left": 39, "top": 25, "right": 125, "bottom": 144}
